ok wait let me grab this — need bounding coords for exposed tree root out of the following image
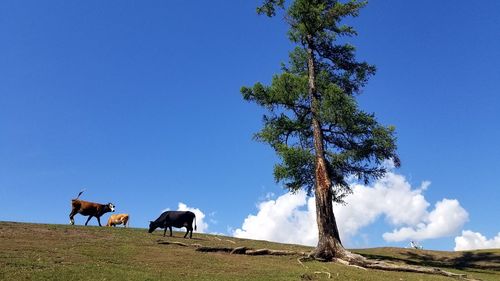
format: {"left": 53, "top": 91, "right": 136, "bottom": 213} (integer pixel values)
{"left": 307, "top": 237, "right": 480, "bottom": 280}
{"left": 301, "top": 246, "right": 480, "bottom": 280}
{"left": 194, "top": 246, "right": 306, "bottom": 256}
{"left": 155, "top": 240, "right": 200, "bottom": 249}
{"left": 297, "top": 256, "right": 311, "bottom": 268}
{"left": 230, "top": 246, "right": 249, "bottom": 254}
{"left": 313, "top": 271, "right": 332, "bottom": 279}
{"left": 245, "top": 249, "right": 301, "bottom": 256}
{"left": 196, "top": 246, "right": 234, "bottom": 253}
{"left": 334, "top": 258, "right": 367, "bottom": 271}
{"left": 363, "top": 261, "right": 478, "bottom": 280}
{"left": 156, "top": 240, "right": 189, "bottom": 247}
{"left": 317, "top": 249, "right": 480, "bottom": 281}
{"left": 156, "top": 239, "right": 480, "bottom": 280}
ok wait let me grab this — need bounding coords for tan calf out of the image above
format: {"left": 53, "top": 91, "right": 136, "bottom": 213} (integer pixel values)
{"left": 107, "top": 214, "right": 129, "bottom": 227}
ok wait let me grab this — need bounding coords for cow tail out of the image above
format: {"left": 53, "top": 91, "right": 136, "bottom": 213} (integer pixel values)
{"left": 74, "top": 190, "right": 84, "bottom": 200}
{"left": 194, "top": 215, "right": 197, "bottom": 231}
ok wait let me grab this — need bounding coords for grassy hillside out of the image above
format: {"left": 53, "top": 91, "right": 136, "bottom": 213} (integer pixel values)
{"left": 0, "top": 222, "right": 498, "bottom": 281}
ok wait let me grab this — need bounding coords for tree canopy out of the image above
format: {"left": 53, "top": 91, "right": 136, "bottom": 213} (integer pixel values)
{"left": 241, "top": 0, "right": 399, "bottom": 204}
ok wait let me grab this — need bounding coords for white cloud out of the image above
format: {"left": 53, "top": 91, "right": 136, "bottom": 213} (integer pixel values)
{"left": 177, "top": 203, "right": 209, "bottom": 233}
{"left": 383, "top": 199, "right": 468, "bottom": 242}
{"left": 233, "top": 171, "right": 469, "bottom": 247}
{"left": 233, "top": 191, "right": 318, "bottom": 246}
{"left": 454, "top": 230, "right": 500, "bottom": 251}
{"left": 338, "top": 173, "right": 431, "bottom": 238}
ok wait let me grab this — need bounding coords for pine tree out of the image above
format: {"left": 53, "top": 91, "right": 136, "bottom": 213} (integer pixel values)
{"left": 241, "top": 0, "right": 400, "bottom": 261}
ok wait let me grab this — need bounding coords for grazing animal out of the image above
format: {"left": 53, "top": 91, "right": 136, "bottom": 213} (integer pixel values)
{"left": 107, "top": 214, "right": 129, "bottom": 227}
{"left": 69, "top": 191, "right": 115, "bottom": 226}
{"left": 148, "top": 211, "right": 197, "bottom": 238}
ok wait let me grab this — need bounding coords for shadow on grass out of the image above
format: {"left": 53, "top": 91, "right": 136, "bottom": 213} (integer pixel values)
{"left": 151, "top": 235, "right": 206, "bottom": 241}
{"left": 360, "top": 251, "right": 500, "bottom": 271}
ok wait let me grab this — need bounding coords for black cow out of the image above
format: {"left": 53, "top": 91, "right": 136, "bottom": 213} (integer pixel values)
{"left": 148, "top": 211, "right": 197, "bottom": 238}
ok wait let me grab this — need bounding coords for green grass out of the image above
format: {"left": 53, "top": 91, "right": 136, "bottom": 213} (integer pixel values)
{"left": 0, "top": 222, "right": 498, "bottom": 280}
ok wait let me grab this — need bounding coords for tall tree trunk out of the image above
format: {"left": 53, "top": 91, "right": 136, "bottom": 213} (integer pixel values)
{"left": 306, "top": 39, "right": 346, "bottom": 261}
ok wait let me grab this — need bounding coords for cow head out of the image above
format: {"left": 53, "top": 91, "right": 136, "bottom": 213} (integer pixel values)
{"left": 148, "top": 221, "right": 158, "bottom": 233}
{"left": 107, "top": 203, "right": 116, "bottom": 212}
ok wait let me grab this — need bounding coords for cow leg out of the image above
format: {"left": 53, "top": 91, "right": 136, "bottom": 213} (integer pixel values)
{"left": 69, "top": 210, "right": 78, "bottom": 225}
{"left": 169, "top": 226, "right": 173, "bottom": 237}
{"left": 85, "top": 216, "right": 93, "bottom": 226}
{"left": 185, "top": 226, "right": 193, "bottom": 239}
{"left": 163, "top": 227, "right": 167, "bottom": 237}
{"left": 97, "top": 216, "right": 102, "bottom": 227}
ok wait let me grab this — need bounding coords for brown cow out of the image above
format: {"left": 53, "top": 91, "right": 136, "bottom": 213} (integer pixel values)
{"left": 107, "top": 214, "right": 129, "bottom": 227}
{"left": 69, "top": 191, "right": 115, "bottom": 226}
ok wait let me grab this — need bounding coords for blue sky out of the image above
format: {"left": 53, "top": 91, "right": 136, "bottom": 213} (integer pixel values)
{"left": 1, "top": 1, "right": 499, "bottom": 251}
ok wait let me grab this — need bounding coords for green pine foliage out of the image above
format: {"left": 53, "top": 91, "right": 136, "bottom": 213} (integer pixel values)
{"left": 241, "top": 0, "right": 399, "bottom": 203}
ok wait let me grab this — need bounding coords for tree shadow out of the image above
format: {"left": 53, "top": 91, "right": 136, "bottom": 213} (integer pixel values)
{"left": 449, "top": 251, "right": 500, "bottom": 270}
{"left": 361, "top": 250, "right": 500, "bottom": 271}
{"left": 407, "top": 251, "right": 500, "bottom": 271}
